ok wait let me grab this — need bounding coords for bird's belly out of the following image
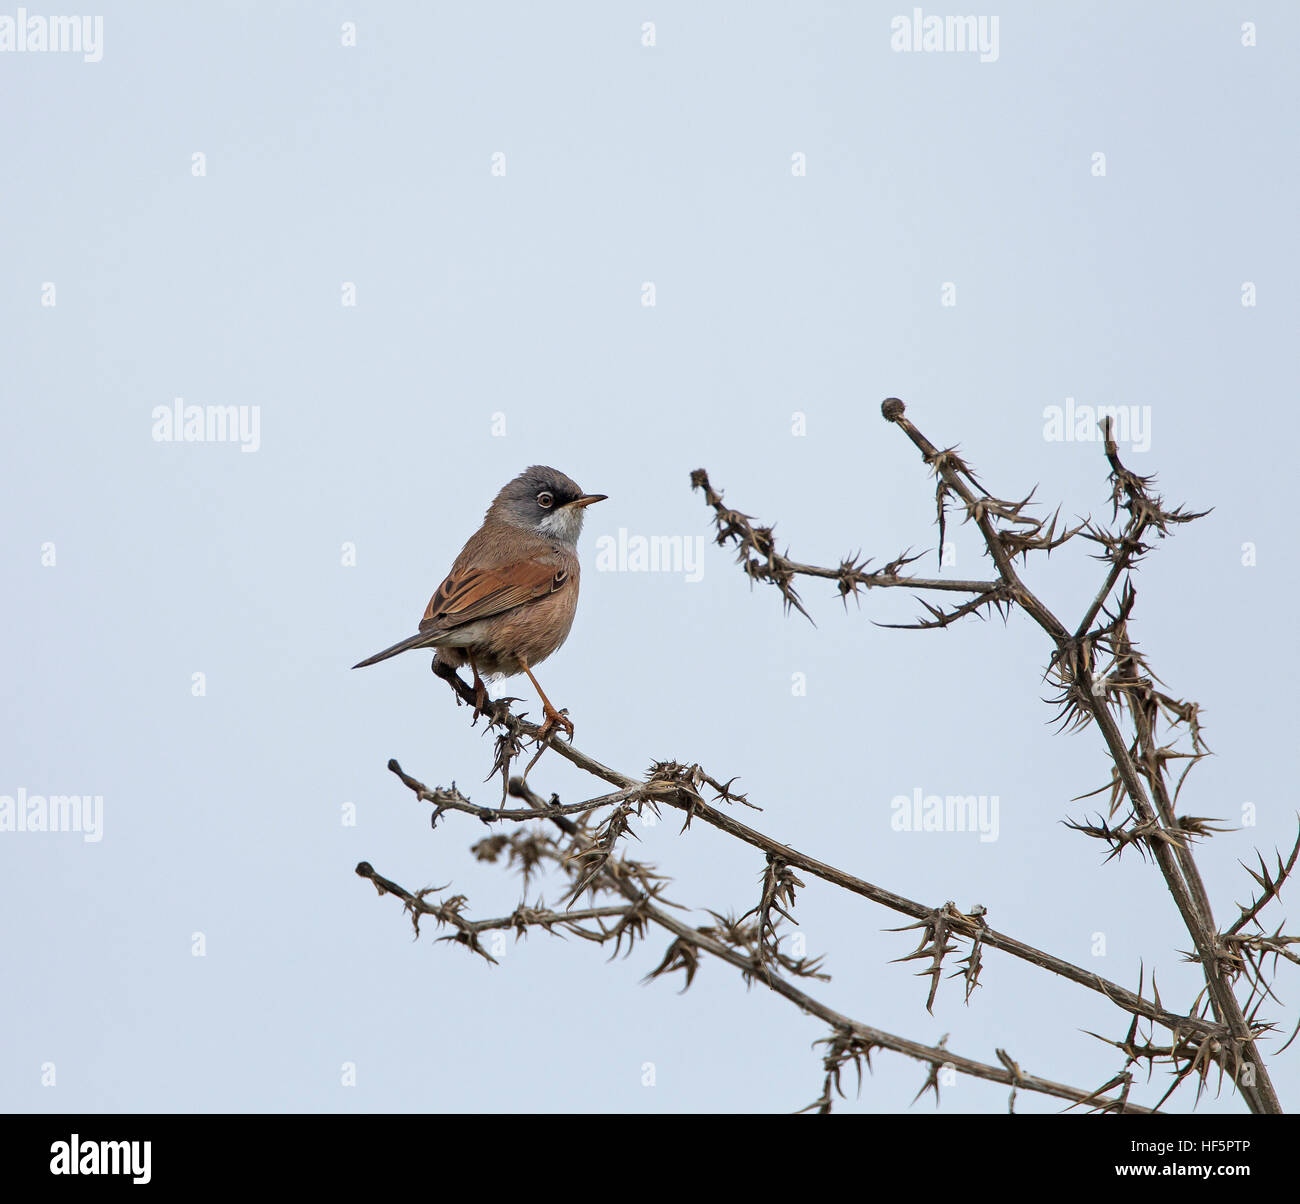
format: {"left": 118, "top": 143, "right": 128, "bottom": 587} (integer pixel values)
{"left": 436, "top": 588, "right": 579, "bottom": 679}
{"left": 431, "top": 621, "right": 494, "bottom": 649}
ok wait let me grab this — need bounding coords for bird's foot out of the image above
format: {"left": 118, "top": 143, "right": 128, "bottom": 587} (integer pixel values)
{"left": 470, "top": 675, "right": 490, "bottom": 720}
{"left": 535, "top": 703, "right": 574, "bottom": 743}
{"left": 522, "top": 705, "right": 573, "bottom": 779}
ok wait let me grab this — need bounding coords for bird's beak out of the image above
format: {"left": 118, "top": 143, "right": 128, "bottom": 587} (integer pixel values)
{"left": 568, "top": 493, "right": 608, "bottom": 509}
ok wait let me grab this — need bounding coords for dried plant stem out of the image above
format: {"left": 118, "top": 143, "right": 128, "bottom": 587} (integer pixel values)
{"left": 420, "top": 673, "right": 1218, "bottom": 1045}
{"left": 880, "top": 399, "right": 1280, "bottom": 1114}
{"left": 357, "top": 838, "right": 1148, "bottom": 1112}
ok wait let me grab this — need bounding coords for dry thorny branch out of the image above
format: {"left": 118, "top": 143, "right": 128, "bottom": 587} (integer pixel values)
{"left": 358, "top": 398, "right": 1294, "bottom": 1114}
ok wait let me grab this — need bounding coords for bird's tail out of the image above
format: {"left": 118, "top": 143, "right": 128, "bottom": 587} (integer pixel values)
{"left": 351, "top": 630, "right": 436, "bottom": 669}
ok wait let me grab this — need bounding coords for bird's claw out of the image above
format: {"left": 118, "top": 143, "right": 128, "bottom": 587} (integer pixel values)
{"left": 471, "top": 679, "right": 490, "bottom": 719}
{"left": 536, "top": 705, "right": 574, "bottom": 743}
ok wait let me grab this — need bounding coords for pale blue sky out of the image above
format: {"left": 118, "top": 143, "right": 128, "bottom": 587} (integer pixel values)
{"left": 2, "top": 1, "right": 1297, "bottom": 1113}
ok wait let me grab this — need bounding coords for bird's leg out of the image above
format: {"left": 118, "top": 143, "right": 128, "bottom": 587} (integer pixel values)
{"left": 467, "top": 652, "right": 490, "bottom": 717}
{"left": 521, "top": 659, "right": 574, "bottom": 741}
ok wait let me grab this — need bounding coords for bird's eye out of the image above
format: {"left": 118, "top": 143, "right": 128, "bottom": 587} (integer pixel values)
{"left": 537, "top": 491, "right": 554, "bottom": 509}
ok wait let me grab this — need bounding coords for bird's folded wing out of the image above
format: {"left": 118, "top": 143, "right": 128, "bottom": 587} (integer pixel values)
{"left": 420, "top": 559, "right": 567, "bottom": 631}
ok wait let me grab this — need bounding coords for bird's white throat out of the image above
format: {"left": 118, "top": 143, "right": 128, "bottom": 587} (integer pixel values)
{"left": 536, "top": 506, "right": 585, "bottom": 543}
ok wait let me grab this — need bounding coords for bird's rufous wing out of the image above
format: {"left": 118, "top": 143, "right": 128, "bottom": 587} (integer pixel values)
{"left": 420, "top": 558, "right": 568, "bottom": 632}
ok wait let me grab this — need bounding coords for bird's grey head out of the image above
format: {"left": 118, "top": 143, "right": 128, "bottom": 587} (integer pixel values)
{"left": 489, "top": 465, "right": 607, "bottom": 544}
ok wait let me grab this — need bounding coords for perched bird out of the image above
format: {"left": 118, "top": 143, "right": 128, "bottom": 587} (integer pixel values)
{"left": 353, "top": 466, "right": 606, "bottom": 738}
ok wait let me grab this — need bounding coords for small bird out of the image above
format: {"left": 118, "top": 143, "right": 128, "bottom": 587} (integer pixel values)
{"left": 353, "top": 466, "right": 606, "bottom": 738}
